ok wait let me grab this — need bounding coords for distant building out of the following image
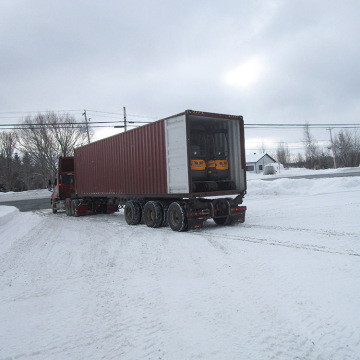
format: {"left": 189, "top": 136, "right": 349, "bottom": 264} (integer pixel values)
{"left": 246, "top": 153, "right": 277, "bottom": 173}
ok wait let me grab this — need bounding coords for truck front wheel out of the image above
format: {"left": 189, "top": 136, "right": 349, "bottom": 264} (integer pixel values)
{"left": 125, "top": 200, "right": 142, "bottom": 225}
{"left": 168, "top": 202, "right": 188, "bottom": 232}
{"left": 52, "top": 200, "right": 57, "bottom": 214}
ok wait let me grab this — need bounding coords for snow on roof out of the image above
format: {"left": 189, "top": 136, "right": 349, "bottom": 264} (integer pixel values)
{"left": 246, "top": 153, "right": 276, "bottom": 163}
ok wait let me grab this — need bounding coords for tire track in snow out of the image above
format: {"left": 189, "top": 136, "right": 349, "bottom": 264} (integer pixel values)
{"left": 61, "top": 213, "right": 168, "bottom": 360}
{"left": 200, "top": 230, "right": 360, "bottom": 257}
{"left": 149, "top": 223, "right": 360, "bottom": 257}
{"left": 0, "top": 214, "right": 66, "bottom": 301}
{"left": 1, "top": 211, "right": 169, "bottom": 360}
{"left": 38, "top": 210, "right": 360, "bottom": 257}
{"left": 242, "top": 223, "right": 360, "bottom": 239}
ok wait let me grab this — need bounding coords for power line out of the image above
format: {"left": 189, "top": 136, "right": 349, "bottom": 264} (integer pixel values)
{"left": 0, "top": 109, "right": 83, "bottom": 115}
{"left": 245, "top": 124, "right": 360, "bottom": 128}
{"left": 0, "top": 109, "right": 158, "bottom": 118}
{"left": 1, "top": 120, "right": 358, "bottom": 128}
{"left": 1, "top": 109, "right": 358, "bottom": 127}
{"left": 0, "top": 125, "right": 139, "bottom": 130}
{"left": 0, "top": 120, "right": 151, "bottom": 127}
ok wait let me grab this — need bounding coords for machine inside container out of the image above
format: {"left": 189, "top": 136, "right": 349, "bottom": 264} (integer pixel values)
{"left": 188, "top": 115, "right": 243, "bottom": 193}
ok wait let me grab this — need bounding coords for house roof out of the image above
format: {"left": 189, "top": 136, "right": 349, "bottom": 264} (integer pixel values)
{"left": 246, "top": 153, "right": 276, "bottom": 163}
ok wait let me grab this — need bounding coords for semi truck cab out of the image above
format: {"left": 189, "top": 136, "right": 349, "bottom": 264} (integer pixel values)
{"left": 51, "top": 157, "right": 75, "bottom": 213}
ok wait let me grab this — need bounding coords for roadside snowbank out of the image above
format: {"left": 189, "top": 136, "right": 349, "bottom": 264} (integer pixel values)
{"left": 248, "top": 176, "right": 360, "bottom": 197}
{"left": 0, "top": 206, "right": 42, "bottom": 255}
{"left": 247, "top": 166, "right": 360, "bottom": 180}
{"left": 0, "top": 206, "right": 19, "bottom": 226}
{"left": 0, "top": 189, "right": 50, "bottom": 201}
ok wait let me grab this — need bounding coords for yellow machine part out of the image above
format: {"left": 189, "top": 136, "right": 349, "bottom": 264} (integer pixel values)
{"left": 206, "top": 160, "right": 229, "bottom": 171}
{"left": 191, "top": 159, "right": 206, "bottom": 171}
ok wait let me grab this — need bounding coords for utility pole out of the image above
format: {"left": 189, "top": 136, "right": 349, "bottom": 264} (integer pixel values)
{"left": 327, "top": 128, "right": 337, "bottom": 168}
{"left": 82, "top": 110, "right": 91, "bottom": 144}
{"left": 123, "top": 106, "right": 127, "bottom": 132}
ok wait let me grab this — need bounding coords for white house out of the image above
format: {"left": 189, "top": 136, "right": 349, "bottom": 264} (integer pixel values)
{"left": 246, "top": 153, "right": 277, "bottom": 173}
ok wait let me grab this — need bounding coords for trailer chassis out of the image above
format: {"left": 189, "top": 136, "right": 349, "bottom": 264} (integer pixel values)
{"left": 62, "top": 193, "right": 246, "bottom": 232}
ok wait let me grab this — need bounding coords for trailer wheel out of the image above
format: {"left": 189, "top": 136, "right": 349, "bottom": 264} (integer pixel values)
{"left": 125, "top": 200, "right": 142, "bottom": 225}
{"left": 144, "top": 201, "right": 163, "bottom": 228}
{"left": 168, "top": 202, "right": 188, "bottom": 232}
{"left": 52, "top": 201, "right": 57, "bottom": 214}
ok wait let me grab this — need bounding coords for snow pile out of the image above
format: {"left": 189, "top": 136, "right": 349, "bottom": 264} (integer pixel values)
{"left": 246, "top": 166, "right": 360, "bottom": 180}
{"left": 0, "top": 189, "right": 50, "bottom": 201}
{"left": 248, "top": 176, "right": 360, "bottom": 197}
{"left": 0, "top": 206, "right": 19, "bottom": 226}
{"left": 0, "top": 206, "right": 42, "bottom": 255}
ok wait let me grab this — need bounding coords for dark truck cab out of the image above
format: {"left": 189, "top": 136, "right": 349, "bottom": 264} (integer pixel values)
{"left": 50, "top": 157, "right": 75, "bottom": 213}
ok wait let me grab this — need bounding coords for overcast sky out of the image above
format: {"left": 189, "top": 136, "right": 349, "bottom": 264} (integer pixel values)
{"left": 1, "top": 0, "right": 360, "bottom": 153}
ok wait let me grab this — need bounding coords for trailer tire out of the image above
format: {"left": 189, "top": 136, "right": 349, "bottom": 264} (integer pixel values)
{"left": 168, "top": 202, "right": 188, "bottom": 232}
{"left": 144, "top": 201, "right": 163, "bottom": 228}
{"left": 52, "top": 201, "right": 57, "bottom": 214}
{"left": 125, "top": 200, "right": 142, "bottom": 225}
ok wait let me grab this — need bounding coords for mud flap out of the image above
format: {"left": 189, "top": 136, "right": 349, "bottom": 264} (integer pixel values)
{"left": 187, "top": 218, "right": 206, "bottom": 230}
{"left": 76, "top": 204, "right": 89, "bottom": 216}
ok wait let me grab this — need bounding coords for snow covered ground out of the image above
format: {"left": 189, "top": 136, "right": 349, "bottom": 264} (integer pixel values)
{"left": 1, "top": 169, "right": 360, "bottom": 360}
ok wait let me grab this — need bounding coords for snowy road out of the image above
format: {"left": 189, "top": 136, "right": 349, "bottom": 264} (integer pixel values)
{"left": 1, "top": 176, "right": 360, "bottom": 359}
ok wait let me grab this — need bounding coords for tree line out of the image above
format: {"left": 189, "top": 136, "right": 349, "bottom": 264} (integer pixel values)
{"left": 0, "top": 112, "right": 89, "bottom": 192}
{"left": 275, "top": 124, "right": 360, "bottom": 169}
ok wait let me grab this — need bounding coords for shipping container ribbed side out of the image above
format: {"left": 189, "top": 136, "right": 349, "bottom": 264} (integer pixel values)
{"left": 74, "top": 120, "right": 168, "bottom": 197}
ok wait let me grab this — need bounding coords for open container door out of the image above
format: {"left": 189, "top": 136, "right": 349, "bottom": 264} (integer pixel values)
{"left": 165, "top": 113, "right": 190, "bottom": 194}
{"left": 187, "top": 111, "right": 246, "bottom": 196}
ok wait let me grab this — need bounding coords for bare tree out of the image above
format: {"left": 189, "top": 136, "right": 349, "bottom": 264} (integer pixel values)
{"left": 334, "top": 129, "right": 360, "bottom": 167}
{"left": 294, "top": 152, "right": 305, "bottom": 167}
{"left": 20, "top": 152, "right": 35, "bottom": 190}
{"left": 17, "top": 114, "right": 58, "bottom": 185}
{"left": 0, "top": 131, "right": 18, "bottom": 191}
{"left": 257, "top": 139, "right": 267, "bottom": 153}
{"left": 276, "top": 142, "right": 291, "bottom": 168}
{"left": 48, "top": 112, "right": 88, "bottom": 156}
{"left": 302, "top": 123, "right": 319, "bottom": 169}
{"left": 17, "top": 112, "right": 89, "bottom": 188}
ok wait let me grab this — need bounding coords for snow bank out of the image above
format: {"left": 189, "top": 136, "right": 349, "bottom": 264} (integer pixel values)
{"left": 0, "top": 205, "right": 42, "bottom": 256}
{"left": 246, "top": 166, "right": 360, "bottom": 180}
{"left": 0, "top": 189, "right": 50, "bottom": 201}
{"left": 0, "top": 206, "right": 19, "bottom": 226}
{"left": 248, "top": 176, "right": 360, "bottom": 197}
